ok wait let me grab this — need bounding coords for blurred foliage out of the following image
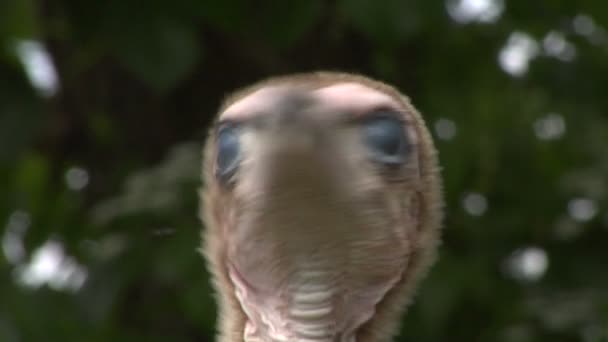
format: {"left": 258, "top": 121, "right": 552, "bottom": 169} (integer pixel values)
{"left": 1, "top": 0, "right": 607, "bottom": 341}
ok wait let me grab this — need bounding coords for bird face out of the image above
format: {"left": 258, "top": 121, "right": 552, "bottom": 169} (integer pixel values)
{"left": 201, "top": 73, "right": 442, "bottom": 342}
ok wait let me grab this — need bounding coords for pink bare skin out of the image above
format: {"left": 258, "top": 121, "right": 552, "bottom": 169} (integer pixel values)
{"left": 201, "top": 72, "right": 443, "bottom": 342}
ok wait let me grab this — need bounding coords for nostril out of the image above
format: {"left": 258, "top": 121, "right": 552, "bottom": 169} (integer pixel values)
{"left": 276, "top": 92, "right": 314, "bottom": 125}
{"left": 277, "top": 108, "right": 305, "bottom": 126}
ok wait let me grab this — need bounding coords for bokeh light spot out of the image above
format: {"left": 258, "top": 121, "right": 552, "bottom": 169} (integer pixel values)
{"left": 14, "top": 40, "right": 60, "bottom": 98}
{"left": 568, "top": 198, "right": 598, "bottom": 222}
{"left": 2, "top": 211, "right": 31, "bottom": 264}
{"left": 543, "top": 31, "right": 577, "bottom": 62}
{"left": 573, "top": 14, "right": 595, "bottom": 36}
{"left": 498, "top": 32, "right": 539, "bottom": 77}
{"left": 534, "top": 113, "right": 566, "bottom": 140}
{"left": 463, "top": 192, "right": 488, "bottom": 216}
{"left": 65, "top": 167, "right": 90, "bottom": 191}
{"left": 446, "top": 0, "right": 504, "bottom": 24}
{"left": 434, "top": 118, "right": 458, "bottom": 141}
{"left": 15, "top": 239, "right": 88, "bottom": 292}
{"left": 506, "top": 246, "right": 549, "bottom": 283}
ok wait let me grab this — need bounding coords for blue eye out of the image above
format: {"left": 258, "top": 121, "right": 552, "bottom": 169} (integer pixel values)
{"left": 216, "top": 125, "right": 241, "bottom": 182}
{"left": 363, "top": 116, "right": 408, "bottom": 165}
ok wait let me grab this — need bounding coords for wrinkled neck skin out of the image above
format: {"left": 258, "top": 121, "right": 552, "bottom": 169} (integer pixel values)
{"left": 215, "top": 128, "right": 421, "bottom": 342}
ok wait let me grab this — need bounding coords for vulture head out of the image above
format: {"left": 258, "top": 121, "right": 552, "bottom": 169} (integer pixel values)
{"left": 200, "top": 72, "right": 443, "bottom": 342}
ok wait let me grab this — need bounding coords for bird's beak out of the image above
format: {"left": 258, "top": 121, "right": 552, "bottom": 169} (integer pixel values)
{"left": 240, "top": 92, "right": 350, "bottom": 197}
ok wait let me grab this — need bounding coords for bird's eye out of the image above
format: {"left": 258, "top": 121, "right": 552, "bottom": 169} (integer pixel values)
{"left": 363, "top": 115, "right": 408, "bottom": 165}
{"left": 216, "top": 124, "right": 241, "bottom": 182}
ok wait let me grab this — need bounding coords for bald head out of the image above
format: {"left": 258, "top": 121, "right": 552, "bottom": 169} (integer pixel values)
{"left": 221, "top": 82, "right": 402, "bottom": 121}
{"left": 200, "top": 72, "right": 442, "bottom": 342}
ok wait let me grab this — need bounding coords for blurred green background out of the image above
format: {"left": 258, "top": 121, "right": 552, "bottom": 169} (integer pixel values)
{"left": 1, "top": 0, "right": 607, "bottom": 341}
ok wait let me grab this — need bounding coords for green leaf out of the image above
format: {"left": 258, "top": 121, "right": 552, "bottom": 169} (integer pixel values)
{"left": 254, "top": 1, "right": 323, "bottom": 48}
{"left": 112, "top": 22, "right": 201, "bottom": 92}
{"left": 0, "top": 0, "right": 37, "bottom": 41}
{"left": 339, "top": 0, "right": 421, "bottom": 47}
